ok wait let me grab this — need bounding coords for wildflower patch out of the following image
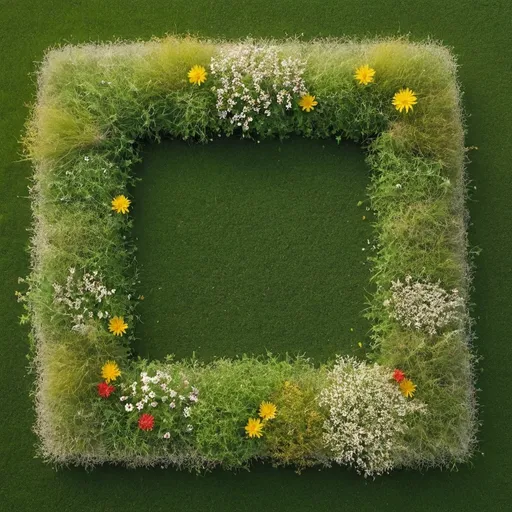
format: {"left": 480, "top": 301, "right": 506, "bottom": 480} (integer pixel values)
{"left": 21, "top": 37, "right": 477, "bottom": 476}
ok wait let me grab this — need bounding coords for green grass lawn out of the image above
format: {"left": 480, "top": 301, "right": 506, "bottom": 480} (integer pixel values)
{"left": 1, "top": 1, "right": 511, "bottom": 511}
{"left": 132, "top": 137, "right": 371, "bottom": 362}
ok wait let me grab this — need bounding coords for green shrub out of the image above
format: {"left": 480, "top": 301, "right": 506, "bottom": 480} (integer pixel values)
{"left": 265, "top": 376, "right": 327, "bottom": 472}
{"left": 21, "top": 36, "right": 476, "bottom": 473}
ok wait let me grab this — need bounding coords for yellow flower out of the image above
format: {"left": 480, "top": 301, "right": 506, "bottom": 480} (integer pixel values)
{"left": 101, "top": 360, "right": 121, "bottom": 383}
{"left": 108, "top": 316, "right": 128, "bottom": 336}
{"left": 111, "top": 195, "right": 131, "bottom": 214}
{"left": 299, "top": 94, "right": 318, "bottom": 112}
{"left": 354, "top": 64, "right": 376, "bottom": 85}
{"left": 245, "top": 418, "right": 264, "bottom": 438}
{"left": 400, "top": 378, "right": 417, "bottom": 398}
{"left": 188, "top": 65, "right": 207, "bottom": 86}
{"left": 392, "top": 88, "right": 418, "bottom": 113}
{"left": 259, "top": 401, "right": 277, "bottom": 421}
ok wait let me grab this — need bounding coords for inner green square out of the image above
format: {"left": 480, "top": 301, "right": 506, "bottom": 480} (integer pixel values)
{"left": 132, "top": 137, "right": 372, "bottom": 362}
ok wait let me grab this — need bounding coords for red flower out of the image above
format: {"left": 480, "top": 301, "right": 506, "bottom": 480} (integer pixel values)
{"left": 138, "top": 413, "right": 155, "bottom": 431}
{"left": 97, "top": 381, "right": 116, "bottom": 398}
{"left": 392, "top": 369, "right": 406, "bottom": 383}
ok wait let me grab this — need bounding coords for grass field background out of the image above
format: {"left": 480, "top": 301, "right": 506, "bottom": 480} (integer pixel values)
{"left": 132, "top": 138, "right": 371, "bottom": 362}
{"left": 1, "top": 1, "right": 511, "bottom": 511}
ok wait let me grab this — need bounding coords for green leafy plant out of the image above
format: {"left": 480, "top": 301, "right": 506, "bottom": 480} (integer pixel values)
{"left": 265, "top": 375, "right": 327, "bottom": 472}
{"left": 20, "top": 36, "right": 476, "bottom": 475}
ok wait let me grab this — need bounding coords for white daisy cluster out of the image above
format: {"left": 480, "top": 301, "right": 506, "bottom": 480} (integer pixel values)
{"left": 120, "top": 369, "right": 199, "bottom": 434}
{"left": 209, "top": 44, "right": 307, "bottom": 132}
{"left": 318, "top": 357, "right": 425, "bottom": 477}
{"left": 384, "top": 275, "right": 465, "bottom": 336}
{"left": 52, "top": 267, "right": 115, "bottom": 332}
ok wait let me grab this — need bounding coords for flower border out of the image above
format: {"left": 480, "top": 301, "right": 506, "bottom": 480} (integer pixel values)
{"left": 21, "top": 37, "right": 477, "bottom": 475}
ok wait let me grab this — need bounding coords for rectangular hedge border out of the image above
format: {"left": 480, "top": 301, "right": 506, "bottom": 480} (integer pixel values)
{"left": 21, "top": 36, "right": 477, "bottom": 476}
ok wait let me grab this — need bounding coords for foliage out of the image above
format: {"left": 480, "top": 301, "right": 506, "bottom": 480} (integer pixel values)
{"left": 264, "top": 374, "right": 327, "bottom": 472}
{"left": 210, "top": 43, "right": 307, "bottom": 134}
{"left": 318, "top": 357, "right": 426, "bottom": 477}
{"left": 20, "top": 36, "right": 476, "bottom": 474}
{"left": 384, "top": 275, "right": 465, "bottom": 336}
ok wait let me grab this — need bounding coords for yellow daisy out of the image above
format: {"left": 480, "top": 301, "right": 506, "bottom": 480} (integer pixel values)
{"left": 258, "top": 401, "right": 277, "bottom": 421}
{"left": 188, "top": 65, "right": 207, "bottom": 86}
{"left": 108, "top": 316, "right": 128, "bottom": 336}
{"left": 245, "top": 418, "right": 264, "bottom": 438}
{"left": 400, "top": 378, "right": 417, "bottom": 398}
{"left": 354, "top": 64, "right": 376, "bottom": 85}
{"left": 392, "top": 88, "right": 418, "bottom": 113}
{"left": 299, "top": 94, "right": 318, "bottom": 112}
{"left": 111, "top": 195, "right": 131, "bottom": 214}
{"left": 101, "top": 360, "right": 121, "bottom": 383}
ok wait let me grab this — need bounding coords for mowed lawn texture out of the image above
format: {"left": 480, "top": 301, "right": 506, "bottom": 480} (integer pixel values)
{"left": 132, "top": 138, "right": 371, "bottom": 362}
{"left": 1, "top": 1, "right": 511, "bottom": 511}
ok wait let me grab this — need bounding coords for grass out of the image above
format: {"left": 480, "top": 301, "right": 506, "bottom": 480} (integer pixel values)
{"left": 0, "top": 0, "right": 511, "bottom": 511}
{"left": 23, "top": 36, "right": 473, "bottom": 472}
{"left": 131, "top": 137, "right": 371, "bottom": 362}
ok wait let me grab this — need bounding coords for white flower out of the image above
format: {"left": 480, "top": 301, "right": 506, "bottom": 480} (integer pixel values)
{"left": 318, "top": 356, "right": 426, "bottom": 477}
{"left": 169, "top": 390, "right": 177, "bottom": 398}
{"left": 209, "top": 44, "right": 306, "bottom": 133}
{"left": 136, "top": 401, "right": 144, "bottom": 411}
{"left": 119, "top": 396, "right": 128, "bottom": 402}
{"left": 186, "top": 424, "right": 193, "bottom": 432}
{"left": 189, "top": 393, "right": 198, "bottom": 402}
{"left": 169, "top": 401, "right": 176, "bottom": 409}
{"left": 183, "top": 407, "right": 191, "bottom": 418}
{"left": 151, "top": 401, "right": 158, "bottom": 408}
{"left": 84, "top": 156, "right": 90, "bottom": 162}
{"left": 385, "top": 276, "right": 465, "bottom": 336}
{"left": 179, "top": 395, "right": 185, "bottom": 401}
{"left": 163, "top": 432, "right": 171, "bottom": 439}
{"left": 161, "top": 395, "right": 168, "bottom": 402}
{"left": 125, "top": 403, "right": 134, "bottom": 412}
{"left": 141, "top": 384, "right": 150, "bottom": 393}
{"left": 149, "top": 391, "right": 156, "bottom": 399}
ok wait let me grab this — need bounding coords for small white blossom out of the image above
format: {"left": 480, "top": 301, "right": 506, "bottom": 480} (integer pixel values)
{"left": 169, "top": 401, "right": 176, "bottom": 409}
{"left": 125, "top": 403, "right": 134, "bottom": 412}
{"left": 163, "top": 432, "right": 171, "bottom": 439}
{"left": 319, "top": 357, "right": 425, "bottom": 477}
{"left": 151, "top": 401, "right": 158, "bottom": 408}
{"left": 385, "top": 275, "right": 465, "bottom": 336}
{"left": 209, "top": 44, "right": 307, "bottom": 133}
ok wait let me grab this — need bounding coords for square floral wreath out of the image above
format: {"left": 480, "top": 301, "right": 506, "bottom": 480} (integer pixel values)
{"left": 20, "top": 36, "right": 477, "bottom": 477}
